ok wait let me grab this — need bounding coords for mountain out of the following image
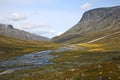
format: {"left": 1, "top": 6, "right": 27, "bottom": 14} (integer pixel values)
{"left": 0, "top": 24, "right": 50, "bottom": 41}
{"left": 52, "top": 6, "right": 120, "bottom": 43}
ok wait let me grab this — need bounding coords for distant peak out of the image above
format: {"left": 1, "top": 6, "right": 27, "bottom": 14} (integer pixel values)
{"left": 7, "top": 25, "right": 14, "bottom": 29}
{"left": 0, "top": 24, "right": 14, "bottom": 29}
{"left": 79, "top": 6, "right": 120, "bottom": 23}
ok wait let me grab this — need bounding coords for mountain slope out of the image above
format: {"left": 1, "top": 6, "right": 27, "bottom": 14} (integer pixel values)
{"left": 0, "top": 24, "right": 49, "bottom": 41}
{"left": 86, "top": 31, "right": 120, "bottom": 43}
{"left": 0, "top": 35, "right": 57, "bottom": 61}
{"left": 52, "top": 6, "right": 120, "bottom": 43}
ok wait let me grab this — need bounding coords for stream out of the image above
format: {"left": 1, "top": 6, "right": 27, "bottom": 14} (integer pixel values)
{"left": 0, "top": 47, "right": 72, "bottom": 75}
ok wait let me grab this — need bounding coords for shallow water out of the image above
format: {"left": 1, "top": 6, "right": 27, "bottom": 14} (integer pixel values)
{"left": 0, "top": 47, "right": 72, "bottom": 74}
{"left": 0, "top": 50, "right": 54, "bottom": 70}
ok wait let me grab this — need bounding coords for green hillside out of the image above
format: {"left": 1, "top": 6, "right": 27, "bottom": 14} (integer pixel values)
{"left": 0, "top": 35, "right": 58, "bottom": 61}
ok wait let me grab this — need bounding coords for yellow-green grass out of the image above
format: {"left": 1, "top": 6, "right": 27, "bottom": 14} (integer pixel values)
{"left": 0, "top": 35, "right": 59, "bottom": 61}
{"left": 0, "top": 34, "right": 120, "bottom": 80}
{"left": 75, "top": 43, "right": 105, "bottom": 52}
{"left": 0, "top": 49, "right": 119, "bottom": 80}
{"left": 75, "top": 42, "right": 120, "bottom": 52}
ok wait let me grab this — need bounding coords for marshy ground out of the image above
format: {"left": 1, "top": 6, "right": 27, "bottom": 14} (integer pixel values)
{"left": 0, "top": 42, "right": 120, "bottom": 80}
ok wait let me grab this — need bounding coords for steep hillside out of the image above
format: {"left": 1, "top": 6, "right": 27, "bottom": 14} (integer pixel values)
{"left": 52, "top": 6, "right": 120, "bottom": 44}
{"left": 0, "top": 24, "right": 49, "bottom": 41}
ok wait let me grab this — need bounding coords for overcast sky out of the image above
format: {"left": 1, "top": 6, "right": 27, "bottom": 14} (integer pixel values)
{"left": 0, "top": 0, "right": 120, "bottom": 38}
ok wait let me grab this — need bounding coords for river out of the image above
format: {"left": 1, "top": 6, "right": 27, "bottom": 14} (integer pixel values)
{"left": 0, "top": 47, "right": 72, "bottom": 75}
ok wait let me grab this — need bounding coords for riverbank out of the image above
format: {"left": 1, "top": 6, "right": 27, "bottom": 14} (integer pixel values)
{"left": 0, "top": 36, "right": 120, "bottom": 80}
{"left": 0, "top": 47, "right": 72, "bottom": 74}
{"left": 0, "top": 35, "right": 59, "bottom": 62}
{"left": 0, "top": 49, "right": 119, "bottom": 80}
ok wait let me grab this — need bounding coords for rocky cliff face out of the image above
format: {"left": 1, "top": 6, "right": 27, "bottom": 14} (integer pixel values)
{"left": 52, "top": 6, "right": 120, "bottom": 43}
{"left": 0, "top": 24, "right": 50, "bottom": 41}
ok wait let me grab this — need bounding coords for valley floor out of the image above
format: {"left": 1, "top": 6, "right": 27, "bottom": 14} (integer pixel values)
{"left": 0, "top": 42, "right": 120, "bottom": 80}
{"left": 0, "top": 35, "right": 58, "bottom": 62}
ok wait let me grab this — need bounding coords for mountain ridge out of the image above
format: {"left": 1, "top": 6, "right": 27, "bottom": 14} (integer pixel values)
{"left": 52, "top": 6, "right": 120, "bottom": 43}
{"left": 0, "top": 24, "right": 50, "bottom": 41}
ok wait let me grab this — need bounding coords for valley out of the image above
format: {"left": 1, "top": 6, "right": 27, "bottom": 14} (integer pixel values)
{"left": 0, "top": 6, "right": 120, "bottom": 80}
{"left": 0, "top": 35, "right": 58, "bottom": 62}
{"left": 0, "top": 42, "right": 119, "bottom": 80}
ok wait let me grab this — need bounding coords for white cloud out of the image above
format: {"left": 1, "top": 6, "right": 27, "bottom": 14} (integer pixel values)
{"left": 35, "top": 30, "right": 63, "bottom": 38}
{"left": 13, "top": 22, "right": 61, "bottom": 38}
{"left": 15, "top": 22, "right": 49, "bottom": 30}
{"left": 80, "top": 3, "right": 92, "bottom": 10}
{"left": 28, "top": 29, "right": 63, "bottom": 38}
{"left": 56, "top": 32, "right": 63, "bottom": 35}
{"left": 8, "top": 12, "right": 27, "bottom": 21}
{"left": 27, "top": 29, "right": 63, "bottom": 38}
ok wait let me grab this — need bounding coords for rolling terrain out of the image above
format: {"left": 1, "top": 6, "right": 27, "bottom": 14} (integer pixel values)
{"left": 0, "top": 6, "right": 120, "bottom": 80}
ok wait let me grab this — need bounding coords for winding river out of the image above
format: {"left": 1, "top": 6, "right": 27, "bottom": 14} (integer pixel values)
{"left": 0, "top": 47, "right": 72, "bottom": 74}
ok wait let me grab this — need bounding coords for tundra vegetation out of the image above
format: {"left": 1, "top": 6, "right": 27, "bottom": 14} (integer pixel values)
{"left": 0, "top": 34, "right": 119, "bottom": 80}
{"left": 0, "top": 6, "right": 120, "bottom": 80}
{"left": 0, "top": 35, "right": 58, "bottom": 62}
